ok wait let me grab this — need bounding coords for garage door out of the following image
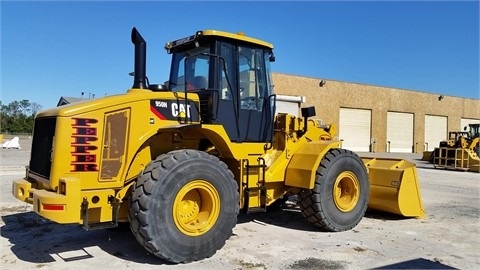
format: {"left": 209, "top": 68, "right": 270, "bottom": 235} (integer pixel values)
{"left": 275, "top": 95, "right": 305, "bottom": 117}
{"left": 339, "top": 108, "right": 371, "bottom": 152}
{"left": 424, "top": 115, "right": 447, "bottom": 151}
{"left": 387, "top": 112, "right": 414, "bottom": 153}
{"left": 460, "top": 118, "right": 480, "bottom": 131}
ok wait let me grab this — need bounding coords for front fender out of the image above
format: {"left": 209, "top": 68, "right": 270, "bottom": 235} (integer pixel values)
{"left": 284, "top": 141, "right": 341, "bottom": 189}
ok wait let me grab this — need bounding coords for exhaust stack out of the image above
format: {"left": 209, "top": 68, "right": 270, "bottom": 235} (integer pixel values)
{"left": 131, "top": 27, "right": 146, "bottom": 89}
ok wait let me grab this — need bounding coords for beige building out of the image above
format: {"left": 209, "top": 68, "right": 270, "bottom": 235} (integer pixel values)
{"left": 272, "top": 73, "right": 480, "bottom": 153}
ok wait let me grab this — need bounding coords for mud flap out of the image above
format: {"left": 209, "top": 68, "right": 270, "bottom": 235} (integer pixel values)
{"left": 362, "top": 157, "right": 425, "bottom": 218}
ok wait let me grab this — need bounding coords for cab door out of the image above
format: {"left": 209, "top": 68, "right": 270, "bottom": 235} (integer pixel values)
{"left": 216, "top": 43, "right": 274, "bottom": 142}
{"left": 237, "top": 46, "right": 273, "bottom": 142}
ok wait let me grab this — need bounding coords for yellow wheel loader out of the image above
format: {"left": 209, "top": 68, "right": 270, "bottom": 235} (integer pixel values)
{"left": 438, "top": 124, "right": 479, "bottom": 153}
{"left": 433, "top": 123, "right": 480, "bottom": 172}
{"left": 12, "top": 28, "right": 424, "bottom": 263}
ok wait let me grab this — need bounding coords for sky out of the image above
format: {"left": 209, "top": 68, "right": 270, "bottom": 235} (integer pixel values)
{"left": 1, "top": 1, "right": 479, "bottom": 110}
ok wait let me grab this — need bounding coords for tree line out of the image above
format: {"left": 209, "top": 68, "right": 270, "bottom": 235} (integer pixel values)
{"left": 0, "top": 100, "right": 42, "bottom": 134}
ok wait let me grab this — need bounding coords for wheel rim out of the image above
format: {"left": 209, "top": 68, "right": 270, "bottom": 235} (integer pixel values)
{"left": 173, "top": 180, "right": 220, "bottom": 236}
{"left": 333, "top": 171, "right": 360, "bottom": 212}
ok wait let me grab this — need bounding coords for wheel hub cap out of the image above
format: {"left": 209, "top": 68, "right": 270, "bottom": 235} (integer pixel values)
{"left": 173, "top": 180, "right": 220, "bottom": 236}
{"left": 333, "top": 171, "right": 360, "bottom": 212}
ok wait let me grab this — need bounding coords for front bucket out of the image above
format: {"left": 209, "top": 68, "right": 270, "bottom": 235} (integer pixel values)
{"left": 421, "top": 151, "right": 433, "bottom": 162}
{"left": 362, "top": 157, "right": 425, "bottom": 218}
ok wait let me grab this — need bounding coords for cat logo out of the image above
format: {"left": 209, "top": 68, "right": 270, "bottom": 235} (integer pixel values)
{"left": 150, "top": 99, "right": 200, "bottom": 122}
{"left": 171, "top": 103, "right": 191, "bottom": 118}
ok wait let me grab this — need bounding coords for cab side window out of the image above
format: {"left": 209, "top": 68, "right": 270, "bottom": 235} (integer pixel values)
{"left": 238, "top": 46, "right": 268, "bottom": 110}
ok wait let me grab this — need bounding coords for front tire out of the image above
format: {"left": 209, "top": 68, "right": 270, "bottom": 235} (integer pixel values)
{"left": 128, "top": 149, "right": 239, "bottom": 263}
{"left": 298, "top": 148, "right": 369, "bottom": 232}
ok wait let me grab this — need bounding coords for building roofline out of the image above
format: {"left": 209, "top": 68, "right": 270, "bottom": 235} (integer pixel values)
{"left": 272, "top": 72, "right": 479, "bottom": 101}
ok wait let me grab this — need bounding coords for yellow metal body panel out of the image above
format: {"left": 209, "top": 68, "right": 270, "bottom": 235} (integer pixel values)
{"left": 12, "top": 178, "right": 33, "bottom": 203}
{"left": 32, "top": 177, "right": 82, "bottom": 224}
{"left": 284, "top": 141, "right": 341, "bottom": 189}
{"left": 13, "top": 175, "right": 119, "bottom": 224}
{"left": 362, "top": 157, "right": 425, "bottom": 217}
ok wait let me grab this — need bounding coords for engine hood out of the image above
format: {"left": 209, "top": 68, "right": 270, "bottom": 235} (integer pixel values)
{"left": 37, "top": 89, "right": 197, "bottom": 118}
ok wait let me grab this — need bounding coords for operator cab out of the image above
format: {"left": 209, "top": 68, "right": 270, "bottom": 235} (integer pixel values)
{"left": 165, "top": 30, "right": 276, "bottom": 143}
{"left": 467, "top": 124, "right": 480, "bottom": 139}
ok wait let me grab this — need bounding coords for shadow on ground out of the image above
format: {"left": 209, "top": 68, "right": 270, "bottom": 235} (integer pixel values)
{"left": 237, "top": 203, "right": 320, "bottom": 232}
{"left": 1, "top": 203, "right": 429, "bottom": 266}
{"left": 1, "top": 210, "right": 169, "bottom": 265}
{"left": 372, "top": 258, "right": 457, "bottom": 269}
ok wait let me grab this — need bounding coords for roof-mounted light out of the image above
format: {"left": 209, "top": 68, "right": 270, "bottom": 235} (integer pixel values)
{"left": 164, "top": 34, "right": 197, "bottom": 51}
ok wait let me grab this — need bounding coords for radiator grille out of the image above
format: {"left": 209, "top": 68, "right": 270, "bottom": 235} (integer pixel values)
{"left": 29, "top": 117, "right": 56, "bottom": 178}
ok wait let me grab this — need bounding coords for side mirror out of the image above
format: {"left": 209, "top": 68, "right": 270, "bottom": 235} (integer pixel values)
{"left": 269, "top": 53, "right": 275, "bottom": 62}
{"left": 301, "top": 106, "right": 316, "bottom": 118}
{"left": 299, "top": 106, "right": 316, "bottom": 136}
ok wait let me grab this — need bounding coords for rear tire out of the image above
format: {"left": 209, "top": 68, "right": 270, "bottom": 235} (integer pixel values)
{"left": 128, "top": 149, "right": 239, "bottom": 263}
{"left": 298, "top": 148, "right": 369, "bottom": 232}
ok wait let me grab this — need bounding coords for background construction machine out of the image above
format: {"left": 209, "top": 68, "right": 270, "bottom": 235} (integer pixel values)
{"left": 431, "top": 123, "right": 480, "bottom": 172}
{"left": 12, "top": 28, "right": 424, "bottom": 263}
